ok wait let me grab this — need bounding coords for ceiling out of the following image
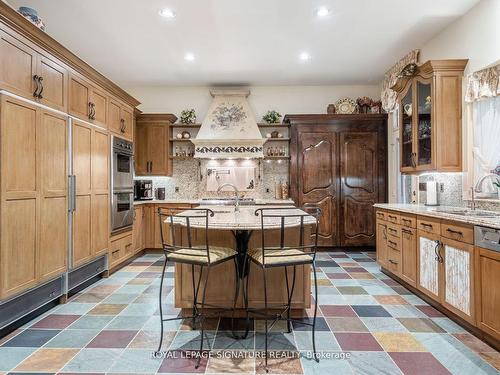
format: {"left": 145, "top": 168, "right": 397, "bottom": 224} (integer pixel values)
{"left": 8, "top": 0, "right": 479, "bottom": 86}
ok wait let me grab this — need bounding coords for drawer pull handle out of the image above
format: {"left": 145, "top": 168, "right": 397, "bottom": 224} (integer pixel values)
{"left": 388, "top": 228, "right": 398, "bottom": 234}
{"left": 421, "top": 223, "right": 433, "bottom": 229}
{"left": 388, "top": 215, "right": 397, "bottom": 220}
{"left": 388, "top": 240, "right": 398, "bottom": 248}
{"left": 402, "top": 219, "right": 412, "bottom": 225}
{"left": 389, "top": 259, "right": 399, "bottom": 265}
{"left": 446, "top": 228, "right": 463, "bottom": 237}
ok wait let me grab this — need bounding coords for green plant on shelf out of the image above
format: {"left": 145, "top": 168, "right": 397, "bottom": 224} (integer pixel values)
{"left": 262, "top": 110, "right": 282, "bottom": 124}
{"left": 179, "top": 109, "right": 197, "bottom": 124}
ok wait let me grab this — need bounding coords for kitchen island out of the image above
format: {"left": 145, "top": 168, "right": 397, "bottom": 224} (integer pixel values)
{"left": 168, "top": 205, "right": 316, "bottom": 314}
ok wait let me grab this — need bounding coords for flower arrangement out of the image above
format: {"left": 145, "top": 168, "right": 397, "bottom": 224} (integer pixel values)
{"left": 262, "top": 110, "right": 282, "bottom": 124}
{"left": 179, "top": 109, "right": 197, "bottom": 124}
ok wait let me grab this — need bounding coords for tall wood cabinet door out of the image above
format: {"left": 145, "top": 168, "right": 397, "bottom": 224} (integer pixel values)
{"left": 297, "top": 131, "right": 338, "bottom": 246}
{"left": 133, "top": 206, "right": 144, "bottom": 253}
{"left": 135, "top": 124, "right": 149, "bottom": 175}
{"left": 376, "top": 220, "right": 388, "bottom": 268}
{"left": 72, "top": 120, "right": 92, "bottom": 267}
{"left": 475, "top": 247, "right": 500, "bottom": 341}
{"left": 340, "top": 132, "right": 378, "bottom": 246}
{"left": 92, "top": 129, "right": 109, "bottom": 256}
{"left": 36, "top": 55, "right": 68, "bottom": 112}
{"left": 0, "top": 96, "right": 38, "bottom": 298}
{"left": 89, "top": 87, "right": 107, "bottom": 128}
{"left": 401, "top": 227, "right": 417, "bottom": 287}
{"left": 121, "top": 106, "right": 134, "bottom": 141}
{"left": 148, "top": 125, "right": 169, "bottom": 175}
{"left": 0, "top": 30, "right": 37, "bottom": 100}
{"left": 442, "top": 238, "right": 474, "bottom": 323}
{"left": 417, "top": 231, "right": 441, "bottom": 301}
{"left": 108, "top": 99, "right": 122, "bottom": 134}
{"left": 69, "top": 73, "right": 90, "bottom": 120}
{"left": 38, "top": 111, "right": 68, "bottom": 281}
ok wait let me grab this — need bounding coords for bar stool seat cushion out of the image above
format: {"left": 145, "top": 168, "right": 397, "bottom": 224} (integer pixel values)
{"left": 167, "top": 246, "right": 237, "bottom": 265}
{"left": 248, "top": 248, "right": 313, "bottom": 266}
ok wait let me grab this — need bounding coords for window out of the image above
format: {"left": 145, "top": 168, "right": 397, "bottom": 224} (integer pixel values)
{"left": 472, "top": 96, "right": 500, "bottom": 197}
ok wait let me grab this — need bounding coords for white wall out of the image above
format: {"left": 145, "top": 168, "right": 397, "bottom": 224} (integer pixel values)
{"left": 420, "top": 0, "right": 500, "bottom": 75}
{"left": 125, "top": 85, "right": 381, "bottom": 120}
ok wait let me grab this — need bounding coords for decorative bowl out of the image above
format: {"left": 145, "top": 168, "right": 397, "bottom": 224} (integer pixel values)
{"left": 18, "top": 7, "right": 45, "bottom": 31}
{"left": 334, "top": 98, "right": 357, "bottom": 114}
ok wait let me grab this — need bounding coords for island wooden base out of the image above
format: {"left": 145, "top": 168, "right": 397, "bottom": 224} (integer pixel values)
{"left": 173, "top": 227, "right": 313, "bottom": 312}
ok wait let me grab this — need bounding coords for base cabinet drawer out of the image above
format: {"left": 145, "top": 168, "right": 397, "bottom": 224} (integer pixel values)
{"left": 387, "top": 248, "right": 401, "bottom": 275}
{"left": 109, "top": 233, "right": 133, "bottom": 268}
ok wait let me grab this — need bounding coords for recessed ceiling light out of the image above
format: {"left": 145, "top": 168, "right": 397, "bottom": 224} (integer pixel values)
{"left": 184, "top": 53, "right": 195, "bottom": 61}
{"left": 316, "top": 7, "right": 330, "bottom": 17}
{"left": 299, "top": 52, "right": 311, "bottom": 61}
{"left": 159, "top": 8, "right": 175, "bottom": 18}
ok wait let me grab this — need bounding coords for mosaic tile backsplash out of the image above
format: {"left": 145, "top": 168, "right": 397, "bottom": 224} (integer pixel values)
{"left": 136, "top": 159, "right": 289, "bottom": 200}
{"left": 407, "top": 172, "right": 500, "bottom": 212}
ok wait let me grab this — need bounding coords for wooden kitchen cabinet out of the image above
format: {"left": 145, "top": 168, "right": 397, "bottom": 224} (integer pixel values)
{"left": 72, "top": 120, "right": 109, "bottom": 268}
{"left": 392, "top": 59, "right": 468, "bottom": 173}
{"left": 288, "top": 114, "right": 387, "bottom": 247}
{"left": 475, "top": 246, "right": 500, "bottom": 341}
{"left": 0, "top": 95, "right": 68, "bottom": 299}
{"left": 69, "top": 73, "right": 107, "bottom": 128}
{"left": 400, "top": 226, "right": 417, "bottom": 287}
{"left": 441, "top": 237, "right": 475, "bottom": 324}
{"left": 0, "top": 30, "right": 68, "bottom": 112}
{"left": 417, "top": 230, "right": 441, "bottom": 301}
{"left": 376, "top": 218, "right": 388, "bottom": 268}
{"left": 135, "top": 114, "right": 177, "bottom": 176}
{"left": 108, "top": 97, "right": 134, "bottom": 140}
{"left": 109, "top": 232, "right": 133, "bottom": 268}
{"left": 133, "top": 205, "right": 145, "bottom": 253}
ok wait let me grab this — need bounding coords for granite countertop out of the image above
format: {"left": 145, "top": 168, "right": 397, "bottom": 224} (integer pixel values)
{"left": 133, "top": 198, "right": 295, "bottom": 206}
{"left": 374, "top": 203, "right": 500, "bottom": 230}
{"left": 171, "top": 205, "right": 316, "bottom": 230}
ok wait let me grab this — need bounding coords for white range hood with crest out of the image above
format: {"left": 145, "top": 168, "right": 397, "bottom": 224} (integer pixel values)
{"left": 192, "top": 89, "right": 266, "bottom": 159}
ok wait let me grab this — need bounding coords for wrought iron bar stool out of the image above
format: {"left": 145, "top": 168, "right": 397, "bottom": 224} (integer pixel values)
{"left": 241, "top": 206, "right": 321, "bottom": 371}
{"left": 156, "top": 208, "right": 240, "bottom": 368}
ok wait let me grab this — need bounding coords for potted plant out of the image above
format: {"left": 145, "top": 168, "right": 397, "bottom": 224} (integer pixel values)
{"left": 262, "top": 110, "right": 282, "bottom": 124}
{"left": 494, "top": 179, "right": 500, "bottom": 199}
{"left": 179, "top": 109, "right": 197, "bottom": 124}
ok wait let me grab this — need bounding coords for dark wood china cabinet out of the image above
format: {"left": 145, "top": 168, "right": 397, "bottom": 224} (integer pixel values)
{"left": 286, "top": 114, "right": 387, "bottom": 248}
{"left": 392, "top": 60, "right": 468, "bottom": 173}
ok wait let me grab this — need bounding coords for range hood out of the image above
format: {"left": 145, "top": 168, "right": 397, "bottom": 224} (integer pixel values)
{"left": 192, "top": 89, "right": 266, "bottom": 159}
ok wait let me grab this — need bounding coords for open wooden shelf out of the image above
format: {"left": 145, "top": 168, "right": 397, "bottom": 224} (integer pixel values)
{"left": 170, "top": 123, "right": 202, "bottom": 128}
{"left": 258, "top": 123, "right": 290, "bottom": 128}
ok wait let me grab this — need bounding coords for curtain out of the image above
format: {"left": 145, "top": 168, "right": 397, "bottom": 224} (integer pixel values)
{"left": 465, "top": 65, "right": 500, "bottom": 102}
{"left": 472, "top": 96, "right": 500, "bottom": 193}
{"left": 381, "top": 50, "right": 420, "bottom": 113}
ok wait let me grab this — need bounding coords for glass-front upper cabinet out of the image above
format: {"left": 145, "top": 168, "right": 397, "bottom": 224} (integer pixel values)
{"left": 393, "top": 59, "right": 467, "bottom": 174}
{"left": 416, "top": 79, "right": 433, "bottom": 169}
{"left": 400, "top": 84, "right": 414, "bottom": 171}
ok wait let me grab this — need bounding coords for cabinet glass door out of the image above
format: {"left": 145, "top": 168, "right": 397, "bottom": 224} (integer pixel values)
{"left": 401, "top": 84, "right": 414, "bottom": 169}
{"left": 416, "top": 80, "right": 432, "bottom": 167}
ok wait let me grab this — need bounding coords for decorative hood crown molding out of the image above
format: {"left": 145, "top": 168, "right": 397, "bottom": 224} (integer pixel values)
{"left": 192, "top": 89, "right": 266, "bottom": 159}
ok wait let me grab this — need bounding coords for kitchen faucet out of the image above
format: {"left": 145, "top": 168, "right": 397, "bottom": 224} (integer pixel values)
{"left": 474, "top": 173, "right": 499, "bottom": 195}
{"left": 217, "top": 183, "right": 240, "bottom": 212}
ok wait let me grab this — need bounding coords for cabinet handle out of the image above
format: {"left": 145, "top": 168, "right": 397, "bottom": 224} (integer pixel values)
{"left": 433, "top": 240, "right": 443, "bottom": 263}
{"left": 402, "top": 219, "right": 412, "bottom": 225}
{"left": 388, "top": 228, "right": 398, "bottom": 235}
{"left": 36, "top": 76, "right": 44, "bottom": 99}
{"left": 88, "top": 102, "right": 96, "bottom": 120}
{"left": 421, "top": 223, "right": 433, "bottom": 229}
{"left": 411, "top": 152, "right": 417, "bottom": 168}
{"left": 402, "top": 228, "right": 412, "bottom": 235}
{"left": 388, "top": 215, "right": 397, "bottom": 220}
{"left": 120, "top": 119, "right": 126, "bottom": 133}
{"left": 33, "top": 75, "right": 40, "bottom": 97}
{"left": 150, "top": 161, "right": 153, "bottom": 172}
{"left": 389, "top": 259, "right": 399, "bottom": 265}
{"left": 446, "top": 228, "right": 463, "bottom": 237}
{"left": 382, "top": 227, "right": 387, "bottom": 240}
{"left": 388, "top": 240, "right": 398, "bottom": 248}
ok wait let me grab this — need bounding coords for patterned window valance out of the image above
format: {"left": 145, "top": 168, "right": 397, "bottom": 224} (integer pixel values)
{"left": 381, "top": 50, "right": 420, "bottom": 113}
{"left": 465, "top": 64, "right": 500, "bottom": 102}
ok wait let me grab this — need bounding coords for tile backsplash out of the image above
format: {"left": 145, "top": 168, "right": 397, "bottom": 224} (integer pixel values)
{"left": 405, "top": 172, "right": 500, "bottom": 211}
{"left": 135, "top": 159, "right": 289, "bottom": 200}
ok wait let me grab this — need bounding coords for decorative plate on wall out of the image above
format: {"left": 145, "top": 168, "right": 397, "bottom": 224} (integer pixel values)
{"left": 335, "top": 98, "right": 357, "bottom": 114}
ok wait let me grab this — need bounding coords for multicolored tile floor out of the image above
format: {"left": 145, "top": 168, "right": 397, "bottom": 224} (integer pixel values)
{"left": 0, "top": 251, "right": 499, "bottom": 374}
